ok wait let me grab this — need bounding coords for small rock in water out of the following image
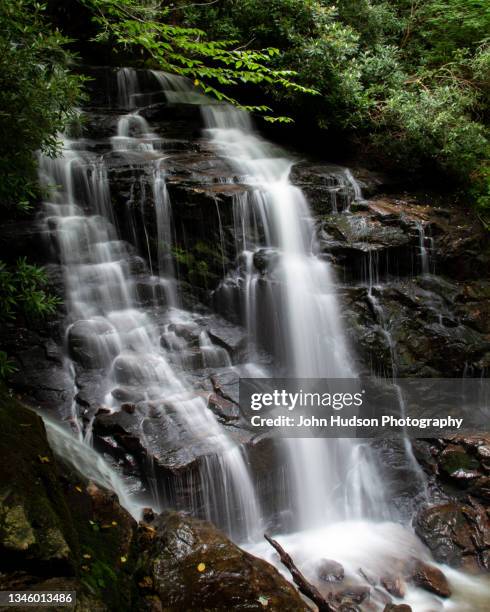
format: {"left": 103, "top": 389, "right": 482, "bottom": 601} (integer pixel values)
{"left": 381, "top": 574, "right": 406, "bottom": 598}
{"left": 384, "top": 605, "right": 412, "bottom": 612}
{"left": 317, "top": 558, "right": 344, "bottom": 582}
{"left": 121, "top": 402, "right": 136, "bottom": 414}
{"left": 336, "top": 585, "right": 370, "bottom": 605}
{"left": 410, "top": 560, "right": 451, "bottom": 598}
{"left": 477, "top": 444, "right": 490, "bottom": 460}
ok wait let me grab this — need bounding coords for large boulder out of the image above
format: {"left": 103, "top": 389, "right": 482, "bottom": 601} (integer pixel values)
{"left": 414, "top": 500, "right": 490, "bottom": 572}
{"left": 0, "top": 390, "right": 136, "bottom": 610}
{"left": 134, "top": 511, "right": 309, "bottom": 611}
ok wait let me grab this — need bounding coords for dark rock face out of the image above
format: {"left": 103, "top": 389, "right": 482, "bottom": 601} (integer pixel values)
{"left": 0, "top": 391, "right": 134, "bottom": 610}
{"left": 415, "top": 500, "right": 490, "bottom": 571}
{"left": 413, "top": 436, "right": 490, "bottom": 571}
{"left": 134, "top": 511, "right": 309, "bottom": 611}
{"left": 343, "top": 278, "right": 490, "bottom": 378}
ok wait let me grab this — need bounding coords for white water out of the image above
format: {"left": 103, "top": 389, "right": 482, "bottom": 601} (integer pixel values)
{"left": 415, "top": 220, "right": 434, "bottom": 276}
{"left": 37, "top": 73, "right": 263, "bottom": 542}
{"left": 44, "top": 416, "right": 143, "bottom": 520}
{"left": 37, "top": 69, "right": 490, "bottom": 609}
{"left": 201, "top": 103, "right": 389, "bottom": 529}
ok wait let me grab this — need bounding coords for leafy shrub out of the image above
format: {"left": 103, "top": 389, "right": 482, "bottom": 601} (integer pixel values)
{"left": 0, "top": 1, "right": 83, "bottom": 208}
{"left": 185, "top": 0, "right": 489, "bottom": 210}
{"left": 0, "top": 258, "right": 61, "bottom": 322}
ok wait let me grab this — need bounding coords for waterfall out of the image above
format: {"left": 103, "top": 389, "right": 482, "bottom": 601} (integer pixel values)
{"left": 34, "top": 68, "right": 490, "bottom": 609}
{"left": 200, "top": 104, "right": 389, "bottom": 529}
{"left": 44, "top": 416, "right": 144, "bottom": 520}
{"left": 117, "top": 67, "right": 139, "bottom": 110}
{"left": 37, "top": 79, "right": 263, "bottom": 542}
{"left": 415, "top": 220, "right": 433, "bottom": 275}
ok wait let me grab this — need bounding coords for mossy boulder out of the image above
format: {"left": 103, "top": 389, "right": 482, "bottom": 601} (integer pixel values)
{"left": 0, "top": 391, "right": 77, "bottom": 576}
{"left": 0, "top": 389, "right": 137, "bottom": 610}
{"left": 134, "top": 511, "right": 309, "bottom": 611}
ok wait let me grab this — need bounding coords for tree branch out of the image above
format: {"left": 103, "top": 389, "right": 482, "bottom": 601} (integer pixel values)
{"left": 264, "top": 533, "right": 337, "bottom": 612}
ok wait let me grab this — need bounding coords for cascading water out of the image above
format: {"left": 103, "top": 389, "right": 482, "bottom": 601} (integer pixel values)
{"left": 37, "top": 79, "right": 263, "bottom": 542}
{"left": 44, "top": 415, "right": 144, "bottom": 520}
{"left": 36, "top": 68, "right": 490, "bottom": 610}
{"left": 415, "top": 220, "right": 434, "bottom": 276}
{"left": 201, "top": 104, "right": 389, "bottom": 529}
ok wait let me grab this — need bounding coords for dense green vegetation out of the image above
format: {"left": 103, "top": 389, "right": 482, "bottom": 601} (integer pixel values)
{"left": 0, "top": 0, "right": 82, "bottom": 209}
{"left": 184, "top": 0, "right": 489, "bottom": 211}
{"left": 79, "top": 0, "right": 314, "bottom": 117}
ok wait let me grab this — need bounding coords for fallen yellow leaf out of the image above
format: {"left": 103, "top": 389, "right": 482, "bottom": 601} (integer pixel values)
{"left": 197, "top": 562, "right": 206, "bottom": 572}
{"left": 138, "top": 576, "right": 153, "bottom": 589}
{"left": 120, "top": 556, "right": 127, "bottom": 563}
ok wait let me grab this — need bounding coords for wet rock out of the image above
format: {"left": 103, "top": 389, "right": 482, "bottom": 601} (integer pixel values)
{"left": 111, "top": 387, "right": 145, "bottom": 403}
{"left": 384, "top": 605, "right": 412, "bottom": 612}
{"left": 380, "top": 574, "right": 405, "bottom": 598}
{"left": 439, "top": 444, "right": 480, "bottom": 478}
{"left": 75, "top": 369, "right": 107, "bottom": 416}
{"left": 95, "top": 405, "right": 112, "bottom": 416}
{"left": 433, "top": 209, "right": 490, "bottom": 280}
{"left": 409, "top": 560, "right": 451, "bottom": 598}
{"left": 344, "top": 278, "right": 490, "bottom": 377}
{"left": 135, "top": 511, "right": 309, "bottom": 611}
{"left": 476, "top": 444, "right": 490, "bottom": 460}
{"left": 318, "top": 207, "right": 418, "bottom": 281}
{"left": 335, "top": 585, "right": 370, "bottom": 605}
{"left": 111, "top": 354, "right": 162, "bottom": 386}
{"left": 0, "top": 396, "right": 74, "bottom": 576}
{"left": 290, "top": 162, "right": 359, "bottom": 213}
{"left": 121, "top": 402, "right": 137, "bottom": 414}
{"left": 317, "top": 558, "right": 344, "bottom": 582}
{"left": 468, "top": 475, "right": 490, "bottom": 502}
{"left": 93, "top": 401, "right": 234, "bottom": 512}
{"left": 168, "top": 322, "right": 200, "bottom": 345}
{"left": 253, "top": 248, "right": 280, "bottom": 274}
{"left": 350, "top": 167, "right": 397, "bottom": 197}
{"left": 68, "top": 319, "right": 119, "bottom": 369}
{"left": 207, "top": 393, "right": 240, "bottom": 422}
{"left": 207, "top": 369, "right": 240, "bottom": 405}
{"left": 142, "top": 508, "right": 155, "bottom": 524}
{"left": 207, "top": 321, "right": 248, "bottom": 362}
{"left": 414, "top": 501, "right": 490, "bottom": 570}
